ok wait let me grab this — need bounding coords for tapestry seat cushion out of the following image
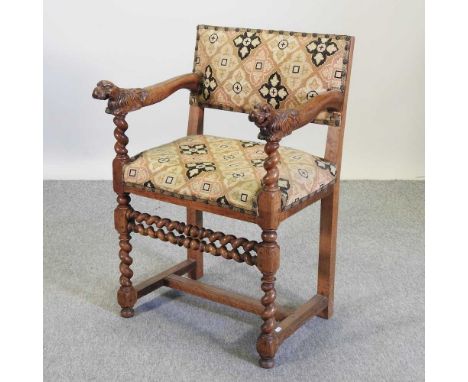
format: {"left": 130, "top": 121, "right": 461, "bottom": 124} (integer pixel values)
{"left": 123, "top": 135, "right": 336, "bottom": 215}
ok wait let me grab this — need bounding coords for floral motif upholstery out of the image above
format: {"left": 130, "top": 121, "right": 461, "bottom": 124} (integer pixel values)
{"left": 123, "top": 135, "right": 336, "bottom": 215}
{"left": 192, "top": 25, "right": 352, "bottom": 126}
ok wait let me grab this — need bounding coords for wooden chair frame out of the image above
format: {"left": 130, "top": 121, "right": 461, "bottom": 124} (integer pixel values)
{"left": 92, "top": 37, "right": 354, "bottom": 368}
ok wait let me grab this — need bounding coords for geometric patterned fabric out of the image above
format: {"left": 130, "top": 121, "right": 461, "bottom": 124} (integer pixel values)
{"left": 123, "top": 135, "right": 336, "bottom": 215}
{"left": 192, "top": 25, "right": 352, "bottom": 126}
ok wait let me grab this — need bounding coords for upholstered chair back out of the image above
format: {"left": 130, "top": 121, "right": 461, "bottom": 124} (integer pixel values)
{"left": 191, "top": 25, "right": 352, "bottom": 126}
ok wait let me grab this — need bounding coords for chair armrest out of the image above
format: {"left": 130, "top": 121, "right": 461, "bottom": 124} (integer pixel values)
{"left": 248, "top": 91, "right": 344, "bottom": 142}
{"left": 92, "top": 73, "right": 201, "bottom": 116}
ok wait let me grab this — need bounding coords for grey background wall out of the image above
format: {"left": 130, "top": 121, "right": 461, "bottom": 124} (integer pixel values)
{"left": 44, "top": 0, "right": 424, "bottom": 180}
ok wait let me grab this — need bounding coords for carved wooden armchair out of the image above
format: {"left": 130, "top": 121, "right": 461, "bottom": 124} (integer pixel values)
{"left": 92, "top": 25, "right": 354, "bottom": 368}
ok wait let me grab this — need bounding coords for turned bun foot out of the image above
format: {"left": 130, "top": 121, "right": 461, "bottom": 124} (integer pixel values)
{"left": 259, "top": 357, "right": 275, "bottom": 369}
{"left": 120, "top": 307, "right": 135, "bottom": 318}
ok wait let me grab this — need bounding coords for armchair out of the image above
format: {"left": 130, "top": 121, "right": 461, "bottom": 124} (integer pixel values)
{"left": 92, "top": 24, "right": 354, "bottom": 368}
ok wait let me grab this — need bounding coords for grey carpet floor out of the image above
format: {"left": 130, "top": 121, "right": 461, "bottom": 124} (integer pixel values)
{"left": 44, "top": 180, "right": 424, "bottom": 382}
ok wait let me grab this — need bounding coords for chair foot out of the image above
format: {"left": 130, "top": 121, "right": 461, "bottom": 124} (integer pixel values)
{"left": 117, "top": 285, "right": 137, "bottom": 317}
{"left": 256, "top": 227, "right": 280, "bottom": 369}
{"left": 120, "top": 307, "right": 134, "bottom": 318}
{"left": 318, "top": 306, "right": 333, "bottom": 319}
{"left": 258, "top": 357, "right": 275, "bottom": 369}
{"left": 257, "top": 332, "right": 279, "bottom": 369}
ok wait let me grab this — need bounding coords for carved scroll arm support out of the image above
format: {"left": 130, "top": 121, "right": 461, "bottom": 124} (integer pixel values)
{"left": 248, "top": 91, "right": 344, "bottom": 142}
{"left": 92, "top": 73, "right": 201, "bottom": 116}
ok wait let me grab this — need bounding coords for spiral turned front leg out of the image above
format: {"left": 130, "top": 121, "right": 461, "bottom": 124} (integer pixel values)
{"left": 255, "top": 138, "right": 281, "bottom": 368}
{"left": 256, "top": 230, "right": 280, "bottom": 368}
{"left": 115, "top": 193, "right": 137, "bottom": 318}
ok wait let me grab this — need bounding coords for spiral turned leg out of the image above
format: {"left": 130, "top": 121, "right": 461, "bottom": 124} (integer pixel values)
{"left": 115, "top": 193, "right": 137, "bottom": 318}
{"left": 256, "top": 229, "right": 280, "bottom": 368}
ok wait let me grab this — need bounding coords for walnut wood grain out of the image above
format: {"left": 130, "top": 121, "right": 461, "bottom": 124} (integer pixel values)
{"left": 135, "top": 259, "right": 196, "bottom": 298}
{"left": 248, "top": 91, "right": 344, "bottom": 142}
{"left": 115, "top": 193, "right": 137, "bottom": 318}
{"left": 92, "top": 73, "right": 201, "bottom": 116}
{"left": 255, "top": 140, "right": 282, "bottom": 368}
{"left": 187, "top": 104, "right": 204, "bottom": 135}
{"left": 164, "top": 275, "right": 293, "bottom": 321}
{"left": 112, "top": 116, "right": 130, "bottom": 194}
{"left": 110, "top": 111, "right": 137, "bottom": 318}
{"left": 276, "top": 294, "right": 328, "bottom": 344}
{"left": 127, "top": 209, "right": 259, "bottom": 266}
{"left": 186, "top": 209, "right": 203, "bottom": 279}
{"left": 318, "top": 37, "right": 355, "bottom": 319}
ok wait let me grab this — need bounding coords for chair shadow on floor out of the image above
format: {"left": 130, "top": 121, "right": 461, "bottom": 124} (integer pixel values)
{"left": 129, "top": 263, "right": 332, "bottom": 366}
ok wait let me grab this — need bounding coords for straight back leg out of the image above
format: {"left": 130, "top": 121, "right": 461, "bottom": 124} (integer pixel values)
{"left": 317, "top": 187, "right": 339, "bottom": 319}
{"left": 186, "top": 104, "right": 205, "bottom": 280}
{"left": 186, "top": 208, "right": 203, "bottom": 279}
